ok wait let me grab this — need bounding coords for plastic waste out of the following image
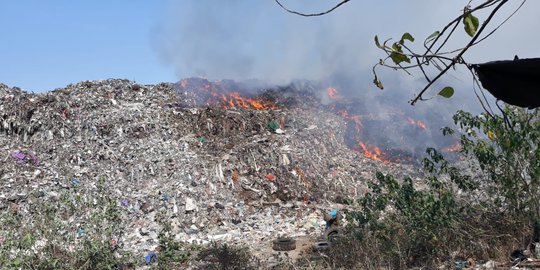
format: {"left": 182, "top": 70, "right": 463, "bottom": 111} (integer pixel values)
{"left": 71, "top": 178, "right": 80, "bottom": 186}
{"left": 121, "top": 199, "right": 129, "bottom": 207}
{"left": 145, "top": 251, "right": 156, "bottom": 264}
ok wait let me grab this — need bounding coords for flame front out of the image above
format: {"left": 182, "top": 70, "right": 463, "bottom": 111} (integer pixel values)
{"left": 443, "top": 142, "right": 461, "bottom": 152}
{"left": 407, "top": 117, "right": 427, "bottom": 130}
{"left": 334, "top": 106, "right": 394, "bottom": 163}
{"left": 179, "top": 78, "right": 278, "bottom": 110}
{"left": 327, "top": 87, "right": 340, "bottom": 100}
{"left": 357, "top": 142, "right": 389, "bottom": 164}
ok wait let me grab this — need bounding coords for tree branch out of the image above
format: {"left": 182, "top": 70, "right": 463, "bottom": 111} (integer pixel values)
{"left": 409, "top": 0, "right": 509, "bottom": 105}
{"left": 274, "top": 0, "right": 350, "bottom": 17}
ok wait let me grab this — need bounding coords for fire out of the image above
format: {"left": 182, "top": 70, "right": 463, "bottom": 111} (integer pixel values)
{"left": 178, "top": 78, "right": 278, "bottom": 110}
{"left": 407, "top": 117, "right": 427, "bottom": 130}
{"left": 334, "top": 109, "right": 394, "bottom": 163}
{"left": 180, "top": 79, "right": 188, "bottom": 88}
{"left": 358, "top": 142, "right": 389, "bottom": 164}
{"left": 443, "top": 142, "right": 461, "bottom": 152}
{"left": 225, "top": 92, "right": 278, "bottom": 110}
{"left": 327, "top": 87, "right": 340, "bottom": 100}
{"left": 179, "top": 78, "right": 432, "bottom": 165}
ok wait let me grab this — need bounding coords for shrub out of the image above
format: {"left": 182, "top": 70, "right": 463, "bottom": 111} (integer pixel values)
{"left": 340, "top": 106, "right": 540, "bottom": 268}
{"left": 197, "top": 242, "right": 259, "bottom": 270}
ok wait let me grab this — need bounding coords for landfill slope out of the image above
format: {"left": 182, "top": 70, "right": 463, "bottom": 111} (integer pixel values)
{"left": 0, "top": 79, "right": 416, "bottom": 263}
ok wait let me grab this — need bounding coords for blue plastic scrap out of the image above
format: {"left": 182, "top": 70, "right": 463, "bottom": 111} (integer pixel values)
{"left": 145, "top": 251, "right": 156, "bottom": 264}
{"left": 71, "top": 178, "right": 81, "bottom": 186}
{"left": 325, "top": 210, "right": 338, "bottom": 229}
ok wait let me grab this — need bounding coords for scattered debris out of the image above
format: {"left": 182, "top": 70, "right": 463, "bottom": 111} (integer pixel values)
{"left": 0, "top": 79, "right": 419, "bottom": 265}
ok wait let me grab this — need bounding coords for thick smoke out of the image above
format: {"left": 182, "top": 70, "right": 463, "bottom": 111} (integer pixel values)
{"left": 153, "top": 0, "right": 540, "bottom": 156}
{"left": 154, "top": 0, "right": 537, "bottom": 96}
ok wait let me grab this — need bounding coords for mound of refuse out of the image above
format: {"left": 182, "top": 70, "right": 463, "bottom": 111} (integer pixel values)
{"left": 0, "top": 79, "right": 417, "bottom": 265}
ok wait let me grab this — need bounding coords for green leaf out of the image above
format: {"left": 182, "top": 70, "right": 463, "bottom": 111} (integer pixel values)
{"left": 400, "top": 32, "right": 415, "bottom": 44}
{"left": 374, "top": 35, "right": 383, "bottom": 49}
{"left": 425, "top": 31, "right": 440, "bottom": 43}
{"left": 463, "top": 14, "right": 479, "bottom": 37}
{"left": 390, "top": 52, "right": 410, "bottom": 65}
{"left": 438, "top": 87, "right": 454, "bottom": 98}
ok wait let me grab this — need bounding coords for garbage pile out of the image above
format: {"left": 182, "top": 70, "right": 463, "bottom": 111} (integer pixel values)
{"left": 0, "top": 79, "right": 418, "bottom": 264}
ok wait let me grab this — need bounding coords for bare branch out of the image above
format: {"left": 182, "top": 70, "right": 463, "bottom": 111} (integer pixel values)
{"left": 274, "top": 0, "right": 350, "bottom": 17}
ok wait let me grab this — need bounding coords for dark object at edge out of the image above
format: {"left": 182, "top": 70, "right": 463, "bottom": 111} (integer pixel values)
{"left": 510, "top": 249, "right": 528, "bottom": 263}
{"left": 272, "top": 238, "right": 297, "bottom": 251}
{"left": 472, "top": 58, "right": 540, "bottom": 109}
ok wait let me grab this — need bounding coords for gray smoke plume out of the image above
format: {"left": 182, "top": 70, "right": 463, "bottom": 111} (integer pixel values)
{"left": 152, "top": 0, "right": 540, "bottom": 155}
{"left": 153, "top": 0, "right": 537, "bottom": 99}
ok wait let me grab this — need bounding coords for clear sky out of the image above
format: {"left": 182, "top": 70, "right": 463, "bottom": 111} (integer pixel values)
{"left": 1, "top": 1, "right": 539, "bottom": 94}
{"left": 1, "top": 0, "right": 173, "bottom": 92}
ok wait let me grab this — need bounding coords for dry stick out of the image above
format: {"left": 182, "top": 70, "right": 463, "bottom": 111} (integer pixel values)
{"left": 274, "top": 0, "right": 350, "bottom": 17}
{"left": 409, "top": 0, "right": 509, "bottom": 105}
{"left": 429, "top": 19, "right": 461, "bottom": 70}
{"left": 471, "top": 0, "right": 527, "bottom": 46}
{"left": 420, "top": 1, "right": 500, "bottom": 71}
{"left": 423, "top": 0, "right": 499, "bottom": 55}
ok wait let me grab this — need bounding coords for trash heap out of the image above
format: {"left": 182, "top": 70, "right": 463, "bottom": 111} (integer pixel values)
{"left": 0, "top": 79, "right": 418, "bottom": 264}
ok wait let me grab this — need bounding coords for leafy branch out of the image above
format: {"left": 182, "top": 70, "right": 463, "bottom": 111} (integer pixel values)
{"left": 372, "top": 0, "right": 527, "bottom": 105}
{"left": 274, "top": 0, "right": 528, "bottom": 107}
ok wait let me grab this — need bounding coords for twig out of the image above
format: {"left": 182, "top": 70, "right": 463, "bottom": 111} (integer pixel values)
{"left": 409, "top": 0, "right": 509, "bottom": 105}
{"left": 274, "top": 0, "right": 350, "bottom": 17}
{"left": 423, "top": 0, "right": 499, "bottom": 55}
{"left": 472, "top": 0, "right": 527, "bottom": 45}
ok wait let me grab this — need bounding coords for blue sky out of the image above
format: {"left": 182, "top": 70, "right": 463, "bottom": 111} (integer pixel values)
{"left": 1, "top": 1, "right": 539, "bottom": 94}
{"left": 1, "top": 1, "right": 172, "bottom": 92}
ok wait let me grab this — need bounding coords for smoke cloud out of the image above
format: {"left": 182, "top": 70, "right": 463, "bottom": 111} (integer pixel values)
{"left": 153, "top": 0, "right": 540, "bottom": 151}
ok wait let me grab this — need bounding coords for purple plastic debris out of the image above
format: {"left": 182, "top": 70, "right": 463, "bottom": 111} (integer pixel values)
{"left": 11, "top": 151, "right": 25, "bottom": 163}
{"left": 10, "top": 150, "right": 40, "bottom": 166}
{"left": 121, "top": 199, "right": 129, "bottom": 207}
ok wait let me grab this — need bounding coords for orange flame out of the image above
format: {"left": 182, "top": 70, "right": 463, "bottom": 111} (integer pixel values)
{"left": 180, "top": 79, "right": 188, "bottom": 88}
{"left": 334, "top": 109, "right": 394, "bottom": 163}
{"left": 327, "top": 87, "right": 340, "bottom": 100}
{"left": 180, "top": 79, "right": 278, "bottom": 110}
{"left": 443, "top": 142, "right": 461, "bottom": 152}
{"left": 357, "top": 142, "right": 391, "bottom": 164}
{"left": 407, "top": 117, "right": 427, "bottom": 130}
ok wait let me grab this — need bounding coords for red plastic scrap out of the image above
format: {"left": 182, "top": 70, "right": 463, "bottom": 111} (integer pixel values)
{"left": 265, "top": 174, "right": 276, "bottom": 181}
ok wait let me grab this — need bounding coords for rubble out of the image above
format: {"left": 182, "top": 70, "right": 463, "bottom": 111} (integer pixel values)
{"left": 0, "top": 79, "right": 419, "bottom": 266}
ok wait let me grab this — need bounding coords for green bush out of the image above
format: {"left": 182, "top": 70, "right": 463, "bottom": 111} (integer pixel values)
{"left": 342, "top": 106, "right": 540, "bottom": 267}
{"left": 451, "top": 107, "right": 540, "bottom": 218}
{"left": 0, "top": 176, "right": 135, "bottom": 269}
